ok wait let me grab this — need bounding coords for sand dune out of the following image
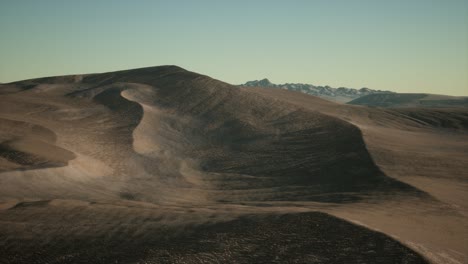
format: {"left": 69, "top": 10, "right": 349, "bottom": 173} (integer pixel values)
{"left": 1, "top": 66, "right": 467, "bottom": 263}
{"left": 248, "top": 87, "right": 468, "bottom": 263}
{"left": 348, "top": 93, "right": 468, "bottom": 108}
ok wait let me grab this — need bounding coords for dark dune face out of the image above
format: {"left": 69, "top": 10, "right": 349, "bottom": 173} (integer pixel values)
{"left": 0, "top": 208, "right": 427, "bottom": 264}
{"left": 0, "top": 66, "right": 466, "bottom": 263}
{"left": 389, "top": 108, "right": 468, "bottom": 130}
{"left": 348, "top": 93, "right": 468, "bottom": 108}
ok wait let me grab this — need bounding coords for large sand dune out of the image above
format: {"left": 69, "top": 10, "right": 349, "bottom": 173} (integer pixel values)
{"left": 1, "top": 66, "right": 467, "bottom": 263}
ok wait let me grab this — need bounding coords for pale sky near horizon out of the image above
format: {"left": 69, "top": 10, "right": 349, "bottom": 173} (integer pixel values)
{"left": 1, "top": 1, "right": 467, "bottom": 95}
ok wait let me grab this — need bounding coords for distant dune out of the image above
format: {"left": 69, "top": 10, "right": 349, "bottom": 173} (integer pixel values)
{"left": 1, "top": 66, "right": 467, "bottom": 263}
{"left": 348, "top": 93, "right": 468, "bottom": 108}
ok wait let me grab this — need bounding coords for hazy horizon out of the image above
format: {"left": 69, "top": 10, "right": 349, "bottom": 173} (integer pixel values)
{"left": 1, "top": 1, "right": 467, "bottom": 95}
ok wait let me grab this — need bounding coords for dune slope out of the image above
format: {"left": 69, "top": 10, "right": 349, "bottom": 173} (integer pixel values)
{"left": 248, "top": 87, "right": 468, "bottom": 263}
{"left": 348, "top": 93, "right": 468, "bottom": 108}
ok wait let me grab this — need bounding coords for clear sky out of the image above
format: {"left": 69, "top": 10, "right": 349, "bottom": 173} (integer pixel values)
{"left": 1, "top": 0, "right": 467, "bottom": 95}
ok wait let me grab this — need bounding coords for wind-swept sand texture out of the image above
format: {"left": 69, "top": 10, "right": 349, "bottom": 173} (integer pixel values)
{"left": 0, "top": 66, "right": 466, "bottom": 263}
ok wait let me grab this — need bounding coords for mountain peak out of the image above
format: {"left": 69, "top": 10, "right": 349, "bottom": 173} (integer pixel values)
{"left": 243, "top": 78, "right": 275, "bottom": 87}
{"left": 241, "top": 79, "right": 394, "bottom": 103}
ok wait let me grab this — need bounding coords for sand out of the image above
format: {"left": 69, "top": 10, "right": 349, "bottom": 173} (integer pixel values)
{"left": 0, "top": 66, "right": 466, "bottom": 263}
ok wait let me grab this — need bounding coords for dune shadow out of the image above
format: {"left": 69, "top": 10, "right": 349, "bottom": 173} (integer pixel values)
{"left": 0, "top": 118, "right": 76, "bottom": 173}
{"left": 0, "top": 211, "right": 428, "bottom": 263}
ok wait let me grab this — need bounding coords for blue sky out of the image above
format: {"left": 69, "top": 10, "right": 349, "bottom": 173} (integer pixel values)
{"left": 1, "top": 0, "right": 467, "bottom": 95}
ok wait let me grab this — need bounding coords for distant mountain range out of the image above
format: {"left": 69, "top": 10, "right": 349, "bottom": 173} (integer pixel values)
{"left": 241, "top": 78, "right": 393, "bottom": 102}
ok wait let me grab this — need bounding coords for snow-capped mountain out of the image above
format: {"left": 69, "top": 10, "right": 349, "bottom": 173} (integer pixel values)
{"left": 242, "top": 78, "right": 393, "bottom": 102}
